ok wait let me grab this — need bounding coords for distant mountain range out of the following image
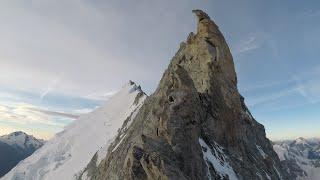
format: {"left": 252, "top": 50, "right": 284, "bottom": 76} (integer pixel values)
{"left": 273, "top": 137, "right": 320, "bottom": 180}
{"left": 0, "top": 131, "right": 44, "bottom": 177}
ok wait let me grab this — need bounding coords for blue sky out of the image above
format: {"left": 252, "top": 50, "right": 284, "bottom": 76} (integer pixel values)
{"left": 0, "top": 0, "right": 319, "bottom": 140}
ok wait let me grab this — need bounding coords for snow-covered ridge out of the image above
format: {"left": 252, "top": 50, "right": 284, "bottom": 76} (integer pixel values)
{"left": 2, "top": 81, "right": 147, "bottom": 180}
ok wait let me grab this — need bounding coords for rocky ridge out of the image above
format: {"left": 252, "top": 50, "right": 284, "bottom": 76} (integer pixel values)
{"left": 84, "top": 10, "right": 288, "bottom": 180}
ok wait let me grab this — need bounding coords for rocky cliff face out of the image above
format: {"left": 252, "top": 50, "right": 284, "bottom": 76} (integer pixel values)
{"left": 87, "top": 10, "right": 288, "bottom": 180}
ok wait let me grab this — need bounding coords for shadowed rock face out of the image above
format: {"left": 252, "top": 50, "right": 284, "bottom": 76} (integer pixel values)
{"left": 88, "top": 10, "right": 289, "bottom": 180}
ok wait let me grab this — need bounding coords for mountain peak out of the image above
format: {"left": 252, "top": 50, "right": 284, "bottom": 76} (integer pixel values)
{"left": 297, "top": 137, "right": 307, "bottom": 141}
{"left": 128, "top": 80, "right": 136, "bottom": 86}
{"left": 0, "top": 131, "right": 44, "bottom": 150}
{"left": 0, "top": 131, "right": 44, "bottom": 177}
{"left": 192, "top": 9, "right": 210, "bottom": 21}
{"left": 192, "top": 9, "right": 220, "bottom": 39}
{"left": 294, "top": 137, "right": 309, "bottom": 145}
{"left": 86, "top": 10, "right": 288, "bottom": 180}
{"left": 8, "top": 131, "right": 30, "bottom": 138}
{"left": 123, "top": 80, "right": 143, "bottom": 93}
{"left": 187, "top": 9, "right": 237, "bottom": 89}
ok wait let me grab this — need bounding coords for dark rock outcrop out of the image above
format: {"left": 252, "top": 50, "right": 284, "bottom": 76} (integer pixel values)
{"left": 88, "top": 10, "right": 288, "bottom": 180}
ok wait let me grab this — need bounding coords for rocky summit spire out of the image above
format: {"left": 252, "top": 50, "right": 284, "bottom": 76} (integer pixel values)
{"left": 86, "top": 10, "right": 288, "bottom": 180}
{"left": 192, "top": 9, "right": 218, "bottom": 37}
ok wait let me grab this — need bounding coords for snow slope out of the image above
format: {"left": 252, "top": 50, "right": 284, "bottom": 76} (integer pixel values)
{"left": 2, "top": 82, "right": 146, "bottom": 180}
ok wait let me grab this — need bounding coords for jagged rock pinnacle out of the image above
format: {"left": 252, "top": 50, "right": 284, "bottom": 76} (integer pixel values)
{"left": 173, "top": 10, "right": 238, "bottom": 98}
{"left": 192, "top": 9, "right": 210, "bottom": 21}
{"left": 192, "top": 9, "right": 220, "bottom": 39}
{"left": 87, "top": 10, "right": 289, "bottom": 180}
{"left": 129, "top": 80, "right": 135, "bottom": 85}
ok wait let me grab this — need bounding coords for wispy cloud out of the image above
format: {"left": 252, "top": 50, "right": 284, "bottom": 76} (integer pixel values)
{"left": 41, "top": 76, "right": 61, "bottom": 100}
{"left": 245, "top": 66, "right": 320, "bottom": 109}
{"left": 297, "top": 9, "right": 320, "bottom": 20}
{"left": 294, "top": 80, "right": 320, "bottom": 103}
{"left": 85, "top": 90, "right": 118, "bottom": 100}
{"left": 247, "top": 88, "right": 297, "bottom": 107}
{"left": 236, "top": 36, "right": 259, "bottom": 53}
{"left": 290, "top": 66, "right": 320, "bottom": 103}
{"left": 239, "top": 79, "right": 296, "bottom": 93}
{"left": 0, "top": 103, "right": 76, "bottom": 127}
{"left": 72, "top": 108, "right": 96, "bottom": 114}
{"left": 0, "top": 91, "right": 96, "bottom": 139}
{"left": 233, "top": 32, "right": 268, "bottom": 55}
{"left": 28, "top": 107, "right": 79, "bottom": 119}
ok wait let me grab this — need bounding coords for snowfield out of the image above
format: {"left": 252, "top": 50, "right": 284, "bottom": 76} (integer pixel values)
{"left": 1, "top": 82, "right": 146, "bottom": 180}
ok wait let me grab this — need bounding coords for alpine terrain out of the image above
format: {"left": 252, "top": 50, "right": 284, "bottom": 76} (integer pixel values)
{"left": 274, "top": 138, "right": 320, "bottom": 180}
{"left": 80, "top": 10, "right": 289, "bottom": 180}
{"left": 2, "top": 82, "right": 146, "bottom": 180}
{"left": 0, "top": 131, "right": 44, "bottom": 177}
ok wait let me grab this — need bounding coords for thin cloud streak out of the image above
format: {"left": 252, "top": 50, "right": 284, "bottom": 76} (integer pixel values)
{"left": 0, "top": 103, "right": 76, "bottom": 127}
{"left": 247, "top": 88, "right": 297, "bottom": 107}
{"left": 233, "top": 32, "right": 268, "bottom": 55}
{"left": 41, "top": 76, "right": 61, "bottom": 100}
{"left": 85, "top": 90, "right": 118, "bottom": 100}
{"left": 28, "top": 107, "right": 80, "bottom": 119}
{"left": 244, "top": 65, "right": 320, "bottom": 109}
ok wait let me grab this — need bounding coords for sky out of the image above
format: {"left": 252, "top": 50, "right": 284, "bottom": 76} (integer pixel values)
{"left": 0, "top": 0, "right": 319, "bottom": 140}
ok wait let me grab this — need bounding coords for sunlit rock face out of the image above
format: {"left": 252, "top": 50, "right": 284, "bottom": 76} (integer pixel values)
{"left": 86, "top": 10, "right": 289, "bottom": 180}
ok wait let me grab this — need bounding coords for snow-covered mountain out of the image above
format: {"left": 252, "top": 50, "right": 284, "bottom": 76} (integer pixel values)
{"left": 2, "top": 82, "right": 146, "bottom": 180}
{"left": 0, "top": 131, "right": 44, "bottom": 150}
{"left": 273, "top": 137, "right": 320, "bottom": 180}
{"left": 0, "top": 131, "right": 44, "bottom": 177}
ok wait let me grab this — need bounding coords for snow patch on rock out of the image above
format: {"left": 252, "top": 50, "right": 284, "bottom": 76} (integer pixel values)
{"left": 256, "top": 145, "right": 267, "bottom": 159}
{"left": 273, "top": 144, "right": 288, "bottom": 161}
{"left": 199, "top": 138, "right": 238, "bottom": 180}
